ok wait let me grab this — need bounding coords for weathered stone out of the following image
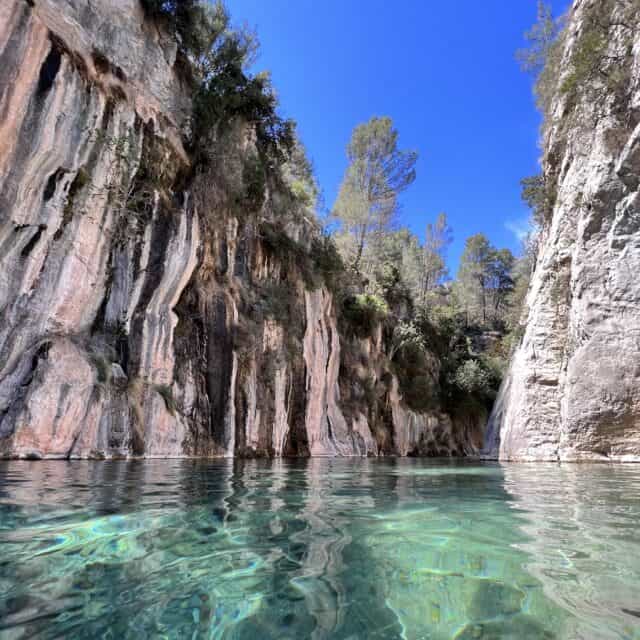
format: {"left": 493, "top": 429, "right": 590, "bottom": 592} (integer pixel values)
{"left": 0, "top": 0, "right": 475, "bottom": 459}
{"left": 484, "top": 0, "right": 640, "bottom": 461}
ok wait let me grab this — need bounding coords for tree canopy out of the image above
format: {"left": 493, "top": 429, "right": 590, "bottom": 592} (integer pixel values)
{"left": 332, "top": 116, "right": 417, "bottom": 271}
{"left": 457, "top": 234, "right": 515, "bottom": 326}
{"left": 137, "top": 0, "right": 535, "bottom": 418}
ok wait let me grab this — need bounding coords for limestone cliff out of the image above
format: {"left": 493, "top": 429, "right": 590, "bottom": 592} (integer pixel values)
{"left": 0, "top": 0, "right": 478, "bottom": 458}
{"left": 485, "top": 0, "right": 640, "bottom": 461}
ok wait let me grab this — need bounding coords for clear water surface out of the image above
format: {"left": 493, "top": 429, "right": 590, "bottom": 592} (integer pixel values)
{"left": 0, "top": 459, "right": 639, "bottom": 639}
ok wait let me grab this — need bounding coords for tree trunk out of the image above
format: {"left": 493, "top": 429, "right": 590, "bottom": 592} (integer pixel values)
{"left": 354, "top": 225, "right": 367, "bottom": 271}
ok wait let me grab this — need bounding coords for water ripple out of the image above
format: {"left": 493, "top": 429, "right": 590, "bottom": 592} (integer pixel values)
{"left": 0, "top": 459, "right": 639, "bottom": 639}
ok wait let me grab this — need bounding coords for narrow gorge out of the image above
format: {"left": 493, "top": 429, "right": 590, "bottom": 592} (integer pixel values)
{"left": 1, "top": 0, "right": 639, "bottom": 463}
{"left": 0, "top": 0, "right": 479, "bottom": 459}
{"left": 3, "top": 2, "right": 640, "bottom": 638}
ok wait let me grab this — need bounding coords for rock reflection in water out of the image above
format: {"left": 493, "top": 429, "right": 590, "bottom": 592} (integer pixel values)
{"left": 1, "top": 460, "right": 639, "bottom": 639}
{"left": 503, "top": 463, "right": 640, "bottom": 640}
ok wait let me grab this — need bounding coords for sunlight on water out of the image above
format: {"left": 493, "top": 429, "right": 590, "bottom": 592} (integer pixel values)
{"left": 0, "top": 459, "right": 639, "bottom": 639}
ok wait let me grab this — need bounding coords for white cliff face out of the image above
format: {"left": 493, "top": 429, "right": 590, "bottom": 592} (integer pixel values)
{"left": 0, "top": 0, "right": 475, "bottom": 459}
{"left": 302, "top": 289, "right": 476, "bottom": 457}
{"left": 485, "top": 0, "right": 640, "bottom": 461}
{"left": 303, "top": 289, "right": 355, "bottom": 456}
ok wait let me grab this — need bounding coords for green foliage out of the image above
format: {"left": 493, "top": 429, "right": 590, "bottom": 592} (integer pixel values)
{"left": 258, "top": 280, "right": 298, "bottom": 324}
{"left": 332, "top": 116, "right": 417, "bottom": 271}
{"left": 333, "top": 216, "right": 451, "bottom": 315}
{"left": 388, "top": 321, "right": 434, "bottom": 413}
{"left": 456, "top": 234, "right": 515, "bottom": 326}
{"left": 141, "top": 0, "right": 295, "bottom": 164}
{"left": 387, "top": 296, "right": 505, "bottom": 414}
{"left": 457, "top": 234, "right": 493, "bottom": 324}
{"left": 453, "top": 360, "right": 491, "bottom": 395}
{"left": 561, "top": 29, "right": 606, "bottom": 98}
{"left": 373, "top": 262, "right": 411, "bottom": 309}
{"left": 235, "top": 152, "right": 266, "bottom": 213}
{"left": 521, "top": 173, "right": 556, "bottom": 226}
{"left": 441, "top": 345, "right": 501, "bottom": 413}
{"left": 421, "top": 212, "right": 452, "bottom": 299}
{"left": 516, "top": 1, "right": 566, "bottom": 125}
{"left": 141, "top": 0, "right": 227, "bottom": 61}
{"left": 394, "top": 363, "right": 437, "bottom": 413}
{"left": 388, "top": 321, "right": 438, "bottom": 413}
{"left": 143, "top": 0, "right": 323, "bottom": 255}
{"left": 489, "top": 248, "right": 516, "bottom": 317}
{"left": 518, "top": 0, "right": 638, "bottom": 137}
{"left": 560, "top": 0, "right": 638, "bottom": 113}
{"left": 368, "top": 229, "right": 421, "bottom": 304}
{"left": 290, "top": 180, "right": 311, "bottom": 205}
{"left": 516, "top": 1, "right": 558, "bottom": 74}
{"left": 259, "top": 221, "right": 316, "bottom": 286}
{"left": 341, "top": 294, "right": 389, "bottom": 338}
{"left": 283, "top": 140, "right": 320, "bottom": 209}
{"left": 310, "top": 234, "right": 345, "bottom": 290}
{"left": 194, "top": 67, "right": 295, "bottom": 161}
{"left": 258, "top": 221, "right": 347, "bottom": 294}
{"left": 389, "top": 321, "right": 426, "bottom": 360}
{"left": 260, "top": 220, "right": 304, "bottom": 258}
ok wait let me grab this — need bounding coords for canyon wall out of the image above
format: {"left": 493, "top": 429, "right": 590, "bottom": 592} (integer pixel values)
{"left": 485, "top": 0, "right": 640, "bottom": 461}
{"left": 0, "top": 0, "right": 478, "bottom": 459}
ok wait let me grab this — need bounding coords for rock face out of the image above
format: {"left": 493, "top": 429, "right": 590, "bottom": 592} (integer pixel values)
{"left": 0, "top": 0, "right": 480, "bottom": 458}
{"left": 485, "top": 0, "right": 640, "bottom": 461}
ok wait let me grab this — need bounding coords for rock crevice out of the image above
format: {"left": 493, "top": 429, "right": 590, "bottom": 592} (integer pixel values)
{"left": 0, "top": 0, "right": 481, "bottom": 459}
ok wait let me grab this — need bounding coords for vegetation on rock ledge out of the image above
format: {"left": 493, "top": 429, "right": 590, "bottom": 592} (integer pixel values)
{"left": 140, "top": 0, "right": 538, "bottom": 423}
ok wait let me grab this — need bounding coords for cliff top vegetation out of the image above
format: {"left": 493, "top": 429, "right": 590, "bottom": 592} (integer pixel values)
{"left": 138, "top": 0, "right": 547, "bottom": 416}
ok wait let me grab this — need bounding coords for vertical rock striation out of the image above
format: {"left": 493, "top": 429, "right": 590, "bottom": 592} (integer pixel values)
{"left": 485, "top": 0, "right": 640, "bottom": 461}
{"left": 0, "top": 0, "right": 478, "bottom": 458}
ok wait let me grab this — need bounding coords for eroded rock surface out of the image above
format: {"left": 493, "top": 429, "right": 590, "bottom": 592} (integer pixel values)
{"left": 485, "top": 0, "right": 640, "bottom": 461}
{"left": 0, "top": 0, "right": 478, "bottom": 458}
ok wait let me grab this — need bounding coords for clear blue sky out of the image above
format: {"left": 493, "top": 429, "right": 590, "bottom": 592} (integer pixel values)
{"left": 226, "top": 0, "right": 563, "bottom": 273}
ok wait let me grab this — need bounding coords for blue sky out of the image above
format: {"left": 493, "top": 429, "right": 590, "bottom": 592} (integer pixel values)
{"left": 226, "top": 0, "right": 560, "bottom": 273}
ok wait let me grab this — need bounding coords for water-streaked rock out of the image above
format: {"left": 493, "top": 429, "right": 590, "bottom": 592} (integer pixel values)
{"left": 0, "top": 0, "right": 478, "bottom": 459}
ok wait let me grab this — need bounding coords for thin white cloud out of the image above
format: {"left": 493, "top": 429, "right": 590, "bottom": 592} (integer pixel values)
{"left": 505, "top": 217, "right": 532, "bottom": 242}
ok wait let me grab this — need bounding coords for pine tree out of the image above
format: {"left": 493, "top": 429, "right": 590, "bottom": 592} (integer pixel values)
{"left": 421, "top": 212, "right": 452, "bottom": 300}
{"left": 457, "top": 234, "right": 493, "bottom": 324}
{"left": 332, "top": 116, "right": 417, "bottom": 272}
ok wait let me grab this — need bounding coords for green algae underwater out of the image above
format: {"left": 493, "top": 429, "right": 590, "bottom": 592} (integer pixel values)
{"left": 0, "top": 459, "right": 639, "bottom": 639}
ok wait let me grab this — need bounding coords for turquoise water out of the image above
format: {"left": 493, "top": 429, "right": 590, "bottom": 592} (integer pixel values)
{"left": 0, "top": 460, "right": 639, "bottom": 639}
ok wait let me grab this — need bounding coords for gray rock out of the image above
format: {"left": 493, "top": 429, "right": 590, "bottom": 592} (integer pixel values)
{"left": 485, "top": 0, "right": 640, "bottom": 461}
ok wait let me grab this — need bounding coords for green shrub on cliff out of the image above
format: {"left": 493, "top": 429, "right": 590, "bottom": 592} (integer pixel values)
{"left": 310, "top": 234, "right": 345, "bottom": 290}
{"left": 141, "top": 0, "right": 295, "bottom": 162}
{"left": 561, "top": 0, "right": 639, "bottom": 105}
{"left": 519, "top": 0, "right": 639, "bottom": 132}
{"left": 520, "top": 173, "right": 555, "bottom": 227}
{"left": 516, "top": 1, "right": 565, "bottom": 123}
{"left": 341, "top": 294, "right": 389, "bottom": 338}
{"left": 453, "top": 360, "right": 491, "bottom": 396}
{"left": 141, "top": 0, "right": 227, "bottom": 61}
